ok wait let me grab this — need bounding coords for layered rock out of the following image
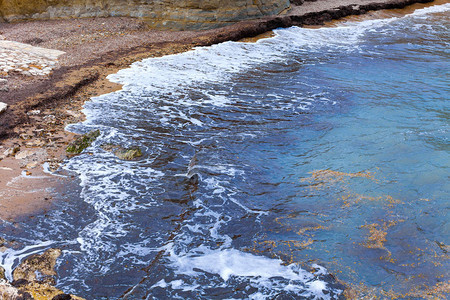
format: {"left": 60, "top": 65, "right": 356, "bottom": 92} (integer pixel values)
{"left": 0, "top": 0, "right": 290, "bottom": 29}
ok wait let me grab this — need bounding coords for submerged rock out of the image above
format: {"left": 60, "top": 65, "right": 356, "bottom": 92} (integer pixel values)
{"left": 66, "top": 129, "right": 100, "bottom": 154}
{"left": 101, "top": 144, "right": 143, "bottom": 160}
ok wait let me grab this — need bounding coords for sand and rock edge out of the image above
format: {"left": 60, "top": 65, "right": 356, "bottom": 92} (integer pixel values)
{"left": 0, "top": 0, "right": 439, "bottom": 299}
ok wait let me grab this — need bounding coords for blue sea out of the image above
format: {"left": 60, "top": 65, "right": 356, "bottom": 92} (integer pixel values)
{"left": 1, "top": 3, "right": 449, "bottom": 299}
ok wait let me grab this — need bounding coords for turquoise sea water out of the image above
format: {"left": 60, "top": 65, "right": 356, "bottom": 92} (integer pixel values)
{"left": 1, "top": 3, "right": 449, "bottom": 299}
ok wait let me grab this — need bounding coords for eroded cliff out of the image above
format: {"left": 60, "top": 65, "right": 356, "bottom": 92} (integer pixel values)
{"left": 0, "top": 0, "right": 290, "bottom": 29}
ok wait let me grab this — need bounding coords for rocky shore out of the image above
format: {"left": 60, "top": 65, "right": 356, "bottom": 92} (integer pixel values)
{"left": 0, "top": 0, "right": 441, "bottom": 298}
{"left": 0, "top": 240, "right": 84, "bottom": 300}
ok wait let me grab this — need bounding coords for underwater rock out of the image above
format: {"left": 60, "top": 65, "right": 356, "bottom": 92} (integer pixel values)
{"left": 0, "top": 237, "right": 6, "bottom": 252}
{"left": 101, "top": 144, "right": 143, "bottom": 160}
{"left": 66, "top": 129, "right": 100, "bottom": 154}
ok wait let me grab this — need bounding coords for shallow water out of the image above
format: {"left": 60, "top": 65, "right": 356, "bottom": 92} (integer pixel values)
{"left": 1, "top": 3, "right": 449, "bottom": 299}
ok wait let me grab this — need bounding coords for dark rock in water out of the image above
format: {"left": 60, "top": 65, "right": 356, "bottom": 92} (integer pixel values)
{"left": 101, "top": 144, "right": 143, "bottom": 160}
{"left": 20, "top": 292, "right": 34, "bottom": 300}
{"left": 114, "top": 147, "right": 143, "bottom": 160}
{"left": 66, "top": 129, "right": 100, "bottom": 154}
{"left": 12, "top": 279, "right": 30, "bottom": 287}
{"left": 52, "top": 294, "right": 73, "bottom": 300}
{"left": 188, "top": 173, "right": 199, "bottom": 186}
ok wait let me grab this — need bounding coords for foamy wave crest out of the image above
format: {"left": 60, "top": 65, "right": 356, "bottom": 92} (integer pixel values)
{"left": 162, "top": 247, "right": 338, "bottom": 299}
{"left": 409, "top": 2, "right": 450, "bottom": 17}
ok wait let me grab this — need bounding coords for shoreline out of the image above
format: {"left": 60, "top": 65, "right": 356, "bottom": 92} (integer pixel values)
{"left": 0, "top": 0, "right": 439, "bottom": 228}
{"left": 0, "top": 0, "right": 446, "bottom": 298}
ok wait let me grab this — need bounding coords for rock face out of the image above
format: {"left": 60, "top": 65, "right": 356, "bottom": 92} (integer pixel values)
{"left": 0, "top": 0, "right": 290, "bottom": 30}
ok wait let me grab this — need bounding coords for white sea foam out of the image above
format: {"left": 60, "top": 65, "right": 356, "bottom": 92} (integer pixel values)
{"left": 408, "top": 2, "right": 450, "bottom": 17}
{"left": 163, "top": 246, "right": 335, "bottom": 299}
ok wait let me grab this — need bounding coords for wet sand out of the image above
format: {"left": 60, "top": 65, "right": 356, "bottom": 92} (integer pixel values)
{"left": 0, "top": 0, "right": 438, "bottom": 221}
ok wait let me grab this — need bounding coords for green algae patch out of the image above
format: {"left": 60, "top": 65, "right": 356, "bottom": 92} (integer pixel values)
{"left": 66, "top": 129, "right": 100, "bottom": 154}
{"left": 101, "top": 144, "right": 143, "bottom": 160}
{"left": 115, "top": 147, "right": 143, "bottom": 160}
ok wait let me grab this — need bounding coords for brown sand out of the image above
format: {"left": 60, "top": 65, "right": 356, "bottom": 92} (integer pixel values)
{"left": 0, "top": 0, "right": 440, "bottom": 221}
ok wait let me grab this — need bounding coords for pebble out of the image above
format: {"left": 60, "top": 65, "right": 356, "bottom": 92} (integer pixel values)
{"left": 3, "top": 145, "right": 20, "bottom": 157}
{"left": 0, "top": 102, "right": 7, "bottom": 114}
{"left": 27, "top": 110, "right": 41, "bottom": 115}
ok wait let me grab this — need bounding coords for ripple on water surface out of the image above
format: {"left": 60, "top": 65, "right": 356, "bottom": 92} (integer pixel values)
{"left": 1, "top": 3, "right": 449, "bottom": 299}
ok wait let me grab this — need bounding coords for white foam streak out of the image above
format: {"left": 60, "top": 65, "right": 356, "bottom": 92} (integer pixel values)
{"left": 409, "top": 3, "right": 450, "bottom": 16}
{"left": 164, "top": 246, "right": 334, "bottom": 299}
{"left": 172, "top": 248, "right": 309, "bottom": 282}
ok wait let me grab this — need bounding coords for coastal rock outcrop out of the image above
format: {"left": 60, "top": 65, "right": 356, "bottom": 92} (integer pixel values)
{"left": 13, "top": 248, "right": 61, "bottom": 285}
{"left": 0, "top": 0, "right": 290, "bottom": 30}
{"left": 0, "top": 248, "right": 84, "bottom": 300}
